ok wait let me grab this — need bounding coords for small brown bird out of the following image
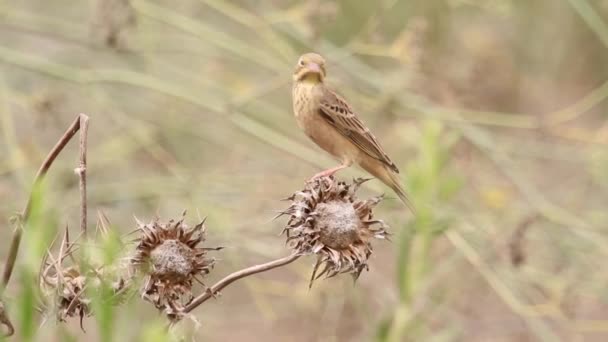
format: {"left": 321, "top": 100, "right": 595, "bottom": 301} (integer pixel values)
{"left": 292, "top": 52, "right": 415, "bottom": 213}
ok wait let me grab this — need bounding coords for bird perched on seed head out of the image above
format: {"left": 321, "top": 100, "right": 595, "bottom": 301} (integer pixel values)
{"left": 292, "top": 52, "right": 415, "bottom": 213}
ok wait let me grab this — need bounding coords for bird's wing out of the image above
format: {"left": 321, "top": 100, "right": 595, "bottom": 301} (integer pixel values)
{"left": 319, "top": 88, "right": 399, "bottom": 173}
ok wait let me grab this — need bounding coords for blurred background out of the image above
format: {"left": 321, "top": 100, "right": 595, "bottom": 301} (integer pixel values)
{"left": 1, "top": 0, "right": 608, "bottom": 341}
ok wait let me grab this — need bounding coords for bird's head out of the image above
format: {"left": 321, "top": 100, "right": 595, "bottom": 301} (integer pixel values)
{"left": 293, "top": 53, "right": 326, "bottom": 83}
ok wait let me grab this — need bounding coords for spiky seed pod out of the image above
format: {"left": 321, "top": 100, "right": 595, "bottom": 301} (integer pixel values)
{"left": 55, "top": 267, "right": 89, "bottom": 323}
{"left": 40, "top": 258, "right": 128, "bottom": 329}
{"left": 280, "top": 176, "right": 389, "bottom": 287}
{"left": 40, "top": 266, "right": 84, "bottom": 324}
{"left": 131, "top": 212, "right": 221, "bottom": 320}
{"left": 38, "top": 224, "right": 129, "bottom": 330}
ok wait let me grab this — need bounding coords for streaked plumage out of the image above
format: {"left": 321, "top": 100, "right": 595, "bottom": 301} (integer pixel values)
{"left": 291, "top": 53, "right": 415, "bottom": 213}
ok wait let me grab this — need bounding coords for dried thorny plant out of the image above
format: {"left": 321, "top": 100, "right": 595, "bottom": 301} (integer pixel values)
{"left": 279, "top": 176, "right": 390, "bottom": 287}
{"left": 131, "top": 212, "right": 222, "bottom": 321}
{"left": 38, "top": 223, "right": 130, "bottom": 330}
{"left": 5, "top": 113, "right": 396, "bottom": 337}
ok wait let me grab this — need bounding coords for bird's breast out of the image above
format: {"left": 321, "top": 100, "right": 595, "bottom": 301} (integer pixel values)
{"left": 291, "top": 82, "right": 360, "bottom": 164}
{"left": 292, "top": 83, "right": 319, "bottom": 129}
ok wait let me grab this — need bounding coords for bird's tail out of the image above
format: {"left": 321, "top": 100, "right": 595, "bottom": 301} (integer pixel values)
{"left": 363, "top": 160, "right": 416, "bottom": 215}
{"left": 385, "top": 169, "right": 417, "bottom": 215}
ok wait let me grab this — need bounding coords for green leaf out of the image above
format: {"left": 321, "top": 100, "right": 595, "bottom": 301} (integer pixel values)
{"left": 396, "top": 223, "right": 415, "bottom": 303}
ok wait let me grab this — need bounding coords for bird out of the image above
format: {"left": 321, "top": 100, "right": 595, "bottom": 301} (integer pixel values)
{"left": 291, "top": 52, "right": 415, "bottom": 213}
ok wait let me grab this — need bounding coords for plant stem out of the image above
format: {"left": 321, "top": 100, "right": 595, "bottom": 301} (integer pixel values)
{"left": 183, "top": 252, "right": 301, "bottom": 313}
{"left": 76, "top": 114, "right": 89, "bottom": 237}
{"left": 2, "top": 115, "right": 86, "bottom": 288}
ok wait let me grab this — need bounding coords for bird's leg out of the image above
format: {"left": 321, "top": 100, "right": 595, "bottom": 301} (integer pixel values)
{"left": 309, "top": 163, "right": 350, "bottom": 181}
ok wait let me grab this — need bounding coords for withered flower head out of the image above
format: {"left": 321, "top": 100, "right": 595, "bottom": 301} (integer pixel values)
{"left": 280, "top": 177, "right": 389, "bottom": 287}
{"left": 131, "top": 212, "right": 221, "bottom": 320}
{"left": 40, "top": 265, "right": 90, "bottom": 327}
{"left": 39, "top": 226, "right": 128, "bottom": 330}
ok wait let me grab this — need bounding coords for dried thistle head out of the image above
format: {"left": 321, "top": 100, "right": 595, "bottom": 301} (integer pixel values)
{"left": 131, "top": 212, "right": 221, "bottom": 320}
{"left": 39, "top": 226, "right": 128, "bottom": 330}
{"left": 280, "top": 177, "right": 389, "bottom": 287}
{"left": 40, "top": 264, "right": 89, "bottom": 327}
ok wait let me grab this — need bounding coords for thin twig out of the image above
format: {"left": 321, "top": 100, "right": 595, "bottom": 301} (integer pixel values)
{"left": 0, "top": 298, "right": 14, "bottom": 337}
{"left": 2, "top": 115, "right": 84, "bottom": 287}
{"left": 508, "top": 213, "right": 541, "bottom": 267}
{"left": 183, "top": 252, "right": 301, "bottom": 314}
{"left": 76, "top": 114, "right": 89, "bottom": 236}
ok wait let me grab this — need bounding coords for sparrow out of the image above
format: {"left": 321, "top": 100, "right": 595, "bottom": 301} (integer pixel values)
{"left": 291, "top": 52, "right": 415, "bottom": 213}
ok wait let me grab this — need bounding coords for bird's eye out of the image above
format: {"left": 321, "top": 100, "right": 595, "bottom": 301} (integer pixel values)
{"left": 298, "top": 59, "right": 305, "bottom": 67}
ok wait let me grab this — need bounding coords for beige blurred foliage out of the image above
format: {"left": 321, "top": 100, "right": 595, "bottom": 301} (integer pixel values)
{"left": 1, "top": 0, "right": 608, "bottom": 341}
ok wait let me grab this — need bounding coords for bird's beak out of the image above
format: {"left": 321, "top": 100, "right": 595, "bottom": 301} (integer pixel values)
{"left": 306, "top": 63, "right": 322, "bottom": 74}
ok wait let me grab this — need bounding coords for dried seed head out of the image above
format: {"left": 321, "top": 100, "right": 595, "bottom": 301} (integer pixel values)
{"left": 39, "top": 227, "right": 129, "bottom": 329}
{"left": 316, "top": 201, "right": 360, "bottom": 249}
{"left": 280, "top": 177, "right": 389, "bottom": 287}
{"left": 131, "top": 212, "right": 221, "bottom": 320}
{"left": 40, "top": 266, "right": 91, "bottom": 327}
{"left": 150, "top": 240, "right": 196, "bottom": 281}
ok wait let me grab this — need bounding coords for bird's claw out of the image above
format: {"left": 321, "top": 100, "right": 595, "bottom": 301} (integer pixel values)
{"left": 305, "top": 173, "right": 330, "bottom": 185}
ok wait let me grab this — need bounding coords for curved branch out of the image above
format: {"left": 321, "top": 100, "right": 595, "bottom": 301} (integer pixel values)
{"left": 2, "top": 114, "right": 88, "bottom": 287}
{"left": 183, "top": 252, "right": 301, "bottom": 313}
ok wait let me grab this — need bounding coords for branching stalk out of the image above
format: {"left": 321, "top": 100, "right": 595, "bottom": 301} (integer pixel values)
{"left": 2, "top": 114, "right": 89, "bottom": 287}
